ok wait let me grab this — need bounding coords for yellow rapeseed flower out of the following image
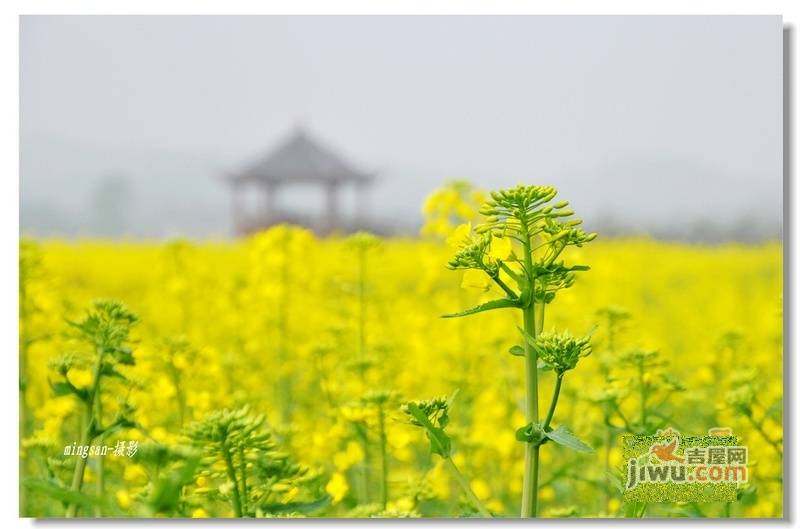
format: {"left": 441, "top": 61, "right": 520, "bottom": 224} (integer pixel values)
{"left": 326, "top": 473, "right": 349, "bottom": 505}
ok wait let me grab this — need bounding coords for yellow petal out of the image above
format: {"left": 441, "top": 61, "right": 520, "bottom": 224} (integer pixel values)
{"left": 66, "top": 368, "right": 93, "bottom": 390}
{"left": 325, "top": 472, "right": 349, "bottom": 504}
{"left": 446, "top": 222, "right": 472, "bottom": 249}
{"left": 115, "top": 490, "right": 131, "bottom": 510}
{"left": 488, "top": 236, "right": 512, "bottom": 261}
{"left": 461, "top": 269, "right": 491, "bottom": 291}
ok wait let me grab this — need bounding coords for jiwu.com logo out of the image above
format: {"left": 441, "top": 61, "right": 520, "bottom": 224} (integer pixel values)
{"left": 622, "top": 427, "right": 748, "bottom": 503}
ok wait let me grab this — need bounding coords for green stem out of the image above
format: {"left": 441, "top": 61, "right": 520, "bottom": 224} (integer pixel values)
{"left": 603, "top": 319, "right": 615, "bottom": 509}
{"left": 604, "top": 425, "right": 613, "bottom": 510}
{"left": 238, "top": 444, "right": 248, "bottom": 516}
{"left": 378, "top": 404, "right": 389, "bottom": 509}
{"left": 489, "top": 272, "right": 517, "bottom": 299}
{"left": 95, "top": 443, "right": 104, "bottom": 517}
{"left": 66, "top": 347, "right": 104, "bottom": 518}
{"left": 222, "top": 443, "right": 243, "bottom": 517}
{"left": 94, "top": 394, "right": 104, "bottom": 517}
{"left": 543, "top": 373, "right": 564, "bottom": 430}
{"left": 521, "top": 304, "right": 542, "bottom": 517}
{"left": 168, "top": 360, "right": 186, "bottom": 426}
{"left": 355, "top": 423, "right": 371, "bottom": 504}
{"left": 612, "top": 402, "right": 633, "bottom": 432}
{"left": 638, "top": 358, "right": 647, "bottom": 431}
{"left": 442, "top": 457, "right": 491, "bottom": 518}
{"left": 65, "top": 404, "right": 93, "bottom": 518}
{"left": 406, "top": 403, "right": 489, "bottom": 517}
{"left": 746, "top": 414, "right": 783, "bottom": 456}
{"left": 519, "top": 218, "right": 541, "bottom": 518}
{"left": 533, "top": 301, "right": 545, "bottom": 512}
{"left": 19, "top": 336, "right": 31, "bottom": 516}
{"left": 498, "top": 260, "right": 522, "bottom": 284}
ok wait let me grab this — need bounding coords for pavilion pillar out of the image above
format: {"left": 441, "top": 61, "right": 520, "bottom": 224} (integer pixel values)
{"left": 231, "top": 183, "right": 244, "bottom": 235}
{"left": 261, "top": 182, "right": 278, "bottom": 226}
{"left": 355, "top": 181, "right": 370, "bottom": 227}
{"left": 325, "top": 181, "right": 340, "bottom": 234}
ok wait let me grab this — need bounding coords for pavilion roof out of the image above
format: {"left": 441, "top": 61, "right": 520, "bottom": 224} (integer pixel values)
{"left": 231, "top": 127, "right": 373, "bottom": 185}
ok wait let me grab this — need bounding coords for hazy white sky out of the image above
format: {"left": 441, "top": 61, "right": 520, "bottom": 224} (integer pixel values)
{"left": 20, "top": 16, "right": 782, "bottom": 238}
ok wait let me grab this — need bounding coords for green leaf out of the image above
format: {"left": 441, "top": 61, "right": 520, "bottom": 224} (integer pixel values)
{"left": 97, "top": 416, "right": 137, "bottom": 438}
{"left": 112, "top": 346, "right": 135, "bottom": 365}
{"left": 50, "top": 380, "right": 89, "bottom": 402}
{"left": 148, "top": 457, "right": 200, "bottom": 515}
{"left": 445, "top": 389, "right": 460, "bottom": 408}
{"left": 623, "top": 501, "right": 648, "bottom": 518}
{"left": 515, "top": 422, "right": 545, "bottom": 444}
{"left": 50, "top": 381, "right": 73, "bottom": 397}
{"left": 605, "top": 470, "right": 624, "bottom": 494}
{"left": 23, "top": 478, "right": 108, "bottom": 511}
{"left": 100, "top": 362, "right": 127, "bottom": 380}
{"left": 509, "top": 345, "right": 525, "bottom": 357}
{"left": 544, "top": 425, "right": 593, "bottom": 453}
{"left": 765, "top": 399, "right": 782, "bottom": 422}
{"left": 442, "top": 297, "right": 521, "bottom": 318}
{"left": 405, "top": 403, "right": 452, "bottom": 458}
{"left": 425, "top": 428, "right": 452, "bottom": 458}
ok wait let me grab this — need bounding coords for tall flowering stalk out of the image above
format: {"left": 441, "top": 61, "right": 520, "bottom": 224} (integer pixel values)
{"left": 184, "top": 406, "right": 312, "bottom": 518}
{"left": 444, "top": 185, "right": 597, "bottom": 517}
{"left": 52, "top": 300, "right": 139, "bottom": 517}
{"left": 401, "top": 395, "right": 491, "bottom": 518}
